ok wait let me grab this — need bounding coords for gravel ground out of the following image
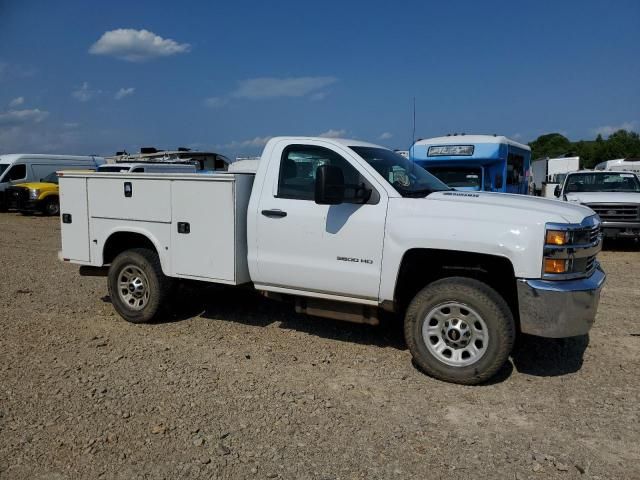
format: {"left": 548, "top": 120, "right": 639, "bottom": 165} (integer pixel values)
{"left": 1, "top": 213, "right": 639, "bottom": 480}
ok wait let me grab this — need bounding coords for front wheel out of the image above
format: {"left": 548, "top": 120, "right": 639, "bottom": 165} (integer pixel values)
{"left": 107, "top": 248, "right": 171, "bottom": 323}
{"left": 404, "top": 277, "right": 515, "bottom": 385}
{"left": 42, "top": 197, "right": 60, "bottom": 216}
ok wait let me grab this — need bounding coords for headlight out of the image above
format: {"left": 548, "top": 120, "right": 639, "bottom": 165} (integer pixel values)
{"left": 544, "top": 258, "right": 568, "bottom": 274}
{"left": 545, "top": 229, "right": 569, "bottom": 245}
{"left": 29, "top": 189, "right": 41, "bottom": 200}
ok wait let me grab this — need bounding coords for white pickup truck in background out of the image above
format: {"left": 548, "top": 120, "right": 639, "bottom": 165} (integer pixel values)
{"left": 555, "top": 170, "right": 640, "bottom": 240}
{"left": 58, "top": 137, "right": 606, "bottom": 384}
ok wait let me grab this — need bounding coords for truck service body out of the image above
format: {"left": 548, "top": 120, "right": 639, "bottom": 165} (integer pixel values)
{"left": 58, "top": 137, "right": 606, "bottom": 384}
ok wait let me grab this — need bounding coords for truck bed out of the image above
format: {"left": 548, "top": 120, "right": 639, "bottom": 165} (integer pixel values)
{"left": 59, "top": 172, "right": 255, "bottom": 285}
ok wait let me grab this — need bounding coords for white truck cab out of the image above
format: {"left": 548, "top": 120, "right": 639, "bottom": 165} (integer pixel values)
{"left": 58, "top": 137, "right": 606, "bottom": 384}
{"left": 555, "top": 170, "right": 640, "bottom": 240}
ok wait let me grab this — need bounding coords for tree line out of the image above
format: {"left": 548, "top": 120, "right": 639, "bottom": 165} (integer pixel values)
{"left": 528, "top": 129, "right": 640, "bottom": 169}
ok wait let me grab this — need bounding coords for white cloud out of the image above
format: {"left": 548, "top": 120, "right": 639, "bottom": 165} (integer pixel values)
{"left": 592, "top": 121, "right": 638, "bottom": 137}
{"left": 379, "top": 132, "right": 393, "bottom": 140}
{"left": 231, "top": 76, "right": 337, "bottom": 99}
{"left": 203, "top": 96, "right": 228, "bottom": 108}
{"left": 9, "top": 96, "right": 24, "bottom": 107}
{"left": 223, "top": 136, "right": 273, "bottom": 150}
{"left": 72, "top": 82, "right": 100, "bottom": 102}
{"left": 89, "top": 29, "right": 191, "bottom": 62}
{"left": 114, "top": 87, "right": 135, "bottom": 100}
{"left": 318, "top": 129, "right": 346, "bottom": 138}
{"left": 0, "top": 108, "right": 49, "bottom": 126}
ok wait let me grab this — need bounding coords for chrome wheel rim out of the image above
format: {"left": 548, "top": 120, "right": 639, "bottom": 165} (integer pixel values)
{"left": 117, "top": 265, "right": 150, "bottom": 311}
{"left": 422, "top": 302, "right": 489, "bottom": 367}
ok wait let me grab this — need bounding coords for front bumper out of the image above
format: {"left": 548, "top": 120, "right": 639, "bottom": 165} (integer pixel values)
{"left": 516, "top": 265, "right": 606, "bottom": 338}
{"left": 601, "top": 222, "right": 640, "bottom": 239}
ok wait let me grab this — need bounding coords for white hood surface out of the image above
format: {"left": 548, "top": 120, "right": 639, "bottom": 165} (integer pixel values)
{"left": 565, "top": 191, "right": 640, "bottom": 204}
{"left": 426, "top": 191, "right": 593, "bottom": 224}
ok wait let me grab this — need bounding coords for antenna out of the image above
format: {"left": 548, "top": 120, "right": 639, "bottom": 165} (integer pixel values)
{"left": 412, "top": 97, "right": 416, "bottom": 147}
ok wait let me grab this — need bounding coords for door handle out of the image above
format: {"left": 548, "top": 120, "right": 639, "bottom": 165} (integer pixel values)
{"left": 261, "top": 209, "right": 287, "bottom": 218}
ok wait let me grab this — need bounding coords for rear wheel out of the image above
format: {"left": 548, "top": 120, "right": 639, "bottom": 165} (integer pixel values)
{"left": 108, "top": 248, "right": 171, "bottom": 323}
{"left": 42, "top": 197, "right": 60, "bottom": 216}
{"left": 404, "top": 277, "right": 515, "bottom": 385}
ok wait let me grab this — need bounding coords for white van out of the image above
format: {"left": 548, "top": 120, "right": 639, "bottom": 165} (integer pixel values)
{"left": 0, "top": 154, "right": 103, "bottom": 210}
{"left": 96, "top": 163, "right": 197, "bottom": 174}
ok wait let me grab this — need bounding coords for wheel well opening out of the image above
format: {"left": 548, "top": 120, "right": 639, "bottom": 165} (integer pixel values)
{"left": 103, "top": 232, "right": 157, "bottom": 265}
{"left": 394, "top": 249, "right": 519, "bottom": 325}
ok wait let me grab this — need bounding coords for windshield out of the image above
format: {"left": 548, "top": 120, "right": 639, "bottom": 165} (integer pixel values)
{"left": 42, "top": 172, "right": 59, "bottom": 184}
{"left": 0, "top": 164, "right": 8, "bottom": 180}
{"left": 349, "top": 147, "right": 450, "bottom": 197}
{"left": 427, "top": 167, "right": 481, "bottom": 189}
{"left": 98, "top": 165, "right": 131, "bottom": 172}
{"left": 565, "top": 172, "right": 640, "bottom": 193}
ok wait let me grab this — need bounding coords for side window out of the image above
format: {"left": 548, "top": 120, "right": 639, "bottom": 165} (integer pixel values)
{"left": 277, "top": 145, "right": 366, "bottom": 202}
{"left": 132, "top": 167, "right": 144, "bottom": 172}
{"left": 7, "top": 164, "right": 27, "bottom": 181}
{"left": 507, "top": 152, "right": 524, "bottom": 186}
{"left": 31, "top": 164, "right": 54, "bottom": 181}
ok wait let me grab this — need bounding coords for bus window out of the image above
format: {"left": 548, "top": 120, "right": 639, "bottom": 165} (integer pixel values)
{"left": 507, "top": 153, "right": 524, "bottom": 186}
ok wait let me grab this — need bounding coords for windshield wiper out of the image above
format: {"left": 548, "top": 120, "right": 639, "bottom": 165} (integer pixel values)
{"left": 398, "top": 187, "right": 446, "bottom": 198}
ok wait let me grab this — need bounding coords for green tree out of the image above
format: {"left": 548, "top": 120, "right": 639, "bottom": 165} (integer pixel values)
{"left": 528, "top": 133, "right": 572, "bottom": 160}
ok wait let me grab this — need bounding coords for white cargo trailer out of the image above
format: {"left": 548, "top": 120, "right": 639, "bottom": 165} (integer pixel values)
{"left": 531, "top": 156, "right": 580, "bottom": 197}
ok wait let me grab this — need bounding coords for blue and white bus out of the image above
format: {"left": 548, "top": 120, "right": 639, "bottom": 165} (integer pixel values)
{"left": 409, "top": 135, "right": 532, "bottom": 194}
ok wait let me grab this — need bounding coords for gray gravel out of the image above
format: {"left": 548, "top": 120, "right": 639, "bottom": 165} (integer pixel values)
{"left": 1, "top": 213, "right": 639, "bottom": 479}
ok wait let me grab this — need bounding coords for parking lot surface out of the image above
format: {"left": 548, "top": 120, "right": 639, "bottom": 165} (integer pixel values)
{"left": 1, "top": 213, "right": 639, "bottom": 479}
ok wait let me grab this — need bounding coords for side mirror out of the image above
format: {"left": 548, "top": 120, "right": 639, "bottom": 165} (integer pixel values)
{"left": 554, "top": 185, "right": 561, "bottom": 197}
{"left": 315, "top": 164, "right": 345, "bottom": 205}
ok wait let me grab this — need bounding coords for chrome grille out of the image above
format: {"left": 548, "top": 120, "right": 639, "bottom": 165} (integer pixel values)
{"left": 586, "top": 203, "right": 640, "bottom": 222}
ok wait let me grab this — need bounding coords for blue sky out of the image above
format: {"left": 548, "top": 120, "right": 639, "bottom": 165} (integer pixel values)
{"left": 1, "top": 0, "right": 639, "bottom": 158}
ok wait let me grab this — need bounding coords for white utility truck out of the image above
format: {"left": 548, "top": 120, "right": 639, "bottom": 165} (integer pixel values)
{"left": 58, "top": 137, "right": 606, "bottom": 384}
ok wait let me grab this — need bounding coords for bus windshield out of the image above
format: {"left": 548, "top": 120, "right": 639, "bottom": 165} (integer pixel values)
{"left": 566, "top": 172, "right": 640, "bottom": 193}
{"left": 426, "top": 167, "right": 481, "bottom": 189}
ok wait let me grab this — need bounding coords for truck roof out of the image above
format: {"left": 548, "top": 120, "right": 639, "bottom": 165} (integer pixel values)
{"left": 266, "top": 136, "right": 384, "bottom": 149}
{"left": 414, "top": 135, "right": 530, "bottom": 151}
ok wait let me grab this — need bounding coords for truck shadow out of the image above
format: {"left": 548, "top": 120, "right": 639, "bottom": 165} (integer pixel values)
{"left": 602, "top": 238, "right": 639, "bottom": 252}
{"left": 159, "top": 283, "right": 408, "bottom": 351}
{"left": 104, "top": 284, "right": 590, "bottom": 381}
{"left": 510, "top": 334, "right": 589, "bottom": 377}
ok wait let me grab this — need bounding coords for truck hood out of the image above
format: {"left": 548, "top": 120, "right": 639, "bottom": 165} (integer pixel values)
{"left": 13, "top": 181, "right": 58, "bottom": 191}
{"left": 385, "top": 191, "right": 596, "bottom": 279}
{"left": 565, "top": 191, "right": 640, "bottom": 204}
{"left": 426, "top": 190, "right": 592, "bottom": 224}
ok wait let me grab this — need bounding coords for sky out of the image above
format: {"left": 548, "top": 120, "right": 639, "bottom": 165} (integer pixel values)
{"left": 0, "top": 0, "right": 639, "bottom": 158}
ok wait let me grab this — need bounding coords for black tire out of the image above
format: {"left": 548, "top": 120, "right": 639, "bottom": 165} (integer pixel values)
{"left": 42, "top": 197, "right": 60, "bottom": 216}
{"left": 107, "top": 248, "right": 171, "bottom": 323}
{"left": 404, "top": 277, "right": 515, "bottom": 385}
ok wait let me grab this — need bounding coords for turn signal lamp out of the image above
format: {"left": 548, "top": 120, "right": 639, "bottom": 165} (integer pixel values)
{"left": 545, "top": 230, "right": 568, "bottom": 245}
{"left": 544, "top": 259, "right": 567, "bottom": 274}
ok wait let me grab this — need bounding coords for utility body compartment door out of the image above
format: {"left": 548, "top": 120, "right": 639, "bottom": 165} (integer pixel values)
{"left": 170, "top": 179, "right": 239, "bottom": 283}
{"left": 87, "top": 177, "right": 171, "bottom": 222}
{"left": 59, "top": 176, "right": 91, "bottom": 262}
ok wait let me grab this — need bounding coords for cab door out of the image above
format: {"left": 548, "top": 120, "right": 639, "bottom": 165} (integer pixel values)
{"left": 254, "top": 141, "right": 387, "bottom": 301}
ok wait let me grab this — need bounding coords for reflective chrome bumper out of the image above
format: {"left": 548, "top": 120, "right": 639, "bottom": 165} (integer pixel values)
{"left": 516, "top": 265, "right": 606, "bottom": 338}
